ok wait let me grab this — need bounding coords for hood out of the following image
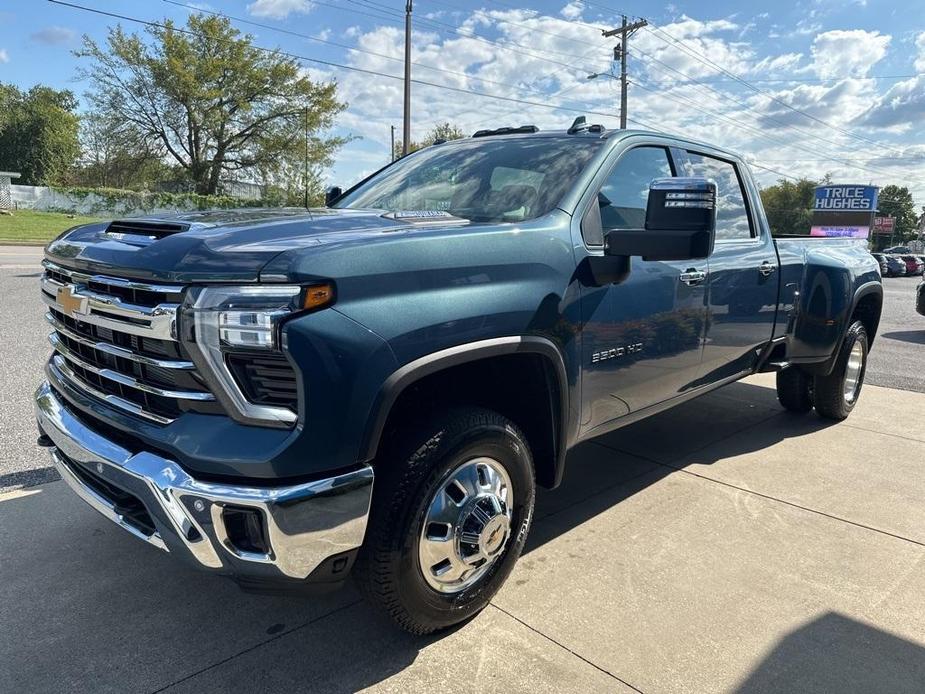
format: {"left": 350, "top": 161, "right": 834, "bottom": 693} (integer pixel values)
{"left": 45, "top": 207, "right": 468, "bottom": 283}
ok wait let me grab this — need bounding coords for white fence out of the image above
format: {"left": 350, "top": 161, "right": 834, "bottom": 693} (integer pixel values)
{"left": 10, "top": 184, "right": 204, "bottom": 217}
{"left": 10, "top": 183, "right": 266, "bottom": 216}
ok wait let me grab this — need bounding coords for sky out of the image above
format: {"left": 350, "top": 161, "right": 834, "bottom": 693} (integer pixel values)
{"left": 1, "top": 0, "right": 924, "bottom": 202}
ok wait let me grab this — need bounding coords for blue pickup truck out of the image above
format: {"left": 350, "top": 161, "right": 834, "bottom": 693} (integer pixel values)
{"left": 35, "top": 123, "right": 882, "bottom": 633}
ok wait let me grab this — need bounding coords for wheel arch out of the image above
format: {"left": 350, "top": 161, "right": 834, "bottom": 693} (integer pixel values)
{"left": 358, "top": 337, "right": 570, "bottom": 489}
{"left": 849, "top": 281, "right": 883, "bottom": 345}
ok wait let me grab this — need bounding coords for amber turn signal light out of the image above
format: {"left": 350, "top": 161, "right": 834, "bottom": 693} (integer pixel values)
{"left": 303, "top": 283, "right": 335, "bottom": 311}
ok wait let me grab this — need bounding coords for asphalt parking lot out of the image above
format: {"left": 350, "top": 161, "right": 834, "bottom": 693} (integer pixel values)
{"left": 2, "top": 246, "right": 925, "bottom": 693}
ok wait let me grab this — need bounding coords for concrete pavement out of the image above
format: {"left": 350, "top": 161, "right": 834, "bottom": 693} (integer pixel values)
{"left": 3, "top": 376, "right": 925, "bottom": 693}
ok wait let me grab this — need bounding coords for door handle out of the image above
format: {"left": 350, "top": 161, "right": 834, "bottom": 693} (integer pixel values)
{"left": 759, "top": 261, "right": 777, "bottom": 277}
{"left": 679, "top": 269, "right": 707, "bottom": 286}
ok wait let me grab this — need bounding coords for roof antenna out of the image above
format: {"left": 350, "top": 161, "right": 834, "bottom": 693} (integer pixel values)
{"left": 567, "top": 116, "right": 587, "bottom": 134}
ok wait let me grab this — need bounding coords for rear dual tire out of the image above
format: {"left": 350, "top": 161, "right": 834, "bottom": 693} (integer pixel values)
{"left": 774, "top": 320, "right": 869, "bottom": 421}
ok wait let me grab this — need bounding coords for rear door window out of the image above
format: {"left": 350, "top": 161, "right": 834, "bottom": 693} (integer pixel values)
{"left": 681, "top": 152, "right": 754, "bottom": 241}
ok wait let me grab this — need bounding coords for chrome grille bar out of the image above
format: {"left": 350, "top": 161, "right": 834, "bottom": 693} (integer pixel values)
{"left": 41, "top": 275, "right": 179, "bottom": 341}
{"left": 49, "top": 333, "right": 214, "bottom": 401}
{"left": 42, "top": 260, "right": 184, "bottom": 296}
{"left": 45, "top": 312, "right": 194, "bottom": 370}
{"left": 49, "top": 357, "right": 174, "bottom": 425}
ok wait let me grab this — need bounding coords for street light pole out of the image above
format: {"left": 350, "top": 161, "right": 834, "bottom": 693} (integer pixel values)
{"left": 391, "top": 125, "right": 396, "bottom": 162}
{"left": 403, "top": 0, "right": 413, "bottom": 156}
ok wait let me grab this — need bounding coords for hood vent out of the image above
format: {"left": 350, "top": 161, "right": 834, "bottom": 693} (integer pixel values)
{"left": 103, "top": 220, "right": 190, "bottom": 241}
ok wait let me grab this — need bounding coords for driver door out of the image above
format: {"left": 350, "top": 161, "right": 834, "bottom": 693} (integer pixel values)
{"left": 578, "top": 145, "right": 709, "bottom": 435}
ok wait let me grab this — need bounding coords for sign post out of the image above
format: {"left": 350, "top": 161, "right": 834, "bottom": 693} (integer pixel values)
{"left": 810, "top": 184, "right": 878, "bottom": 239}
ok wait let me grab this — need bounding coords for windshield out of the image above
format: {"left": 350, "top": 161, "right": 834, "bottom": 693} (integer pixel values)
{"left": 334, "top": 137, "right": 604, "bottom": 223}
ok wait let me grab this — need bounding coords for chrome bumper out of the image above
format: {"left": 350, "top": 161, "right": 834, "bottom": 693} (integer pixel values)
{"left": 34, "top": 381, "right": 374, "bottom": 582}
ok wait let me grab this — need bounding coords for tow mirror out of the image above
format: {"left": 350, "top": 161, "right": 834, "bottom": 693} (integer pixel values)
{"left": 605, "top": 177, "right": 716, "bottom": 261}
{"left": 325, "top": 186, "right": 343, "bottom": 207}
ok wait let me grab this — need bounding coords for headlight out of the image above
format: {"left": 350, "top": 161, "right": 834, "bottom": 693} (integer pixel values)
{"left": 181, "top": 284, "right": 335, "bottom": 427}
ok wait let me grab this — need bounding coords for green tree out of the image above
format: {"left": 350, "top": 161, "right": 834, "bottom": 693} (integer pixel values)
{"left": 74, "top": 111, "right": 175, "bottom": 190}
{"left": 393, "top": 122, "right": 465, "bottom": 160}
{"left": 0, "top": 83, "right": 80, "bottom": 185}
{"left": 76, "top": 14, "right": 347, "bottom": 195}
{"left": 877, "top": 185, "right": 918, "bottom": 241}
{"left": 759, "top": 177, "right": 819, "bottom": 236}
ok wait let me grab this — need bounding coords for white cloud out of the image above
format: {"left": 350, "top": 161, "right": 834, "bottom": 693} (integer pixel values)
{"left": 560, "top": 2, "right": 582, "bottom": 20}
{"left": 311, "top": 6, "right": 925, "bottom": 201}
{"left": 0, "top": 48, "right": 8, "bottom": 64}
{"left": 915, "top": 32, "right": 925, "bottom": 72}
{"left": 858, "top": 76, "right": 925, "bottom": 132}
{"left": 810, "top": 29, "right": 890, "bottom": 78}
{"left": 752, "top": 52, "right": 804, "bottom": 74}
{"left": 30, "top": 26, "right": 76, "bottom": 45}
{"left": 247, "top": 0, "right": 312, "bottom": 20}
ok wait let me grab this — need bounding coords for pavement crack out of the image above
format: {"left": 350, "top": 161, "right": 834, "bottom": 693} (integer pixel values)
{"left": 488, "top": 603, "right": 646, "bottom": 693}
{"left": 593, "top": 440, "right": 925, "bottom": 550}
{"left": 147, "top": 599, "right": 363, "bottom": 694}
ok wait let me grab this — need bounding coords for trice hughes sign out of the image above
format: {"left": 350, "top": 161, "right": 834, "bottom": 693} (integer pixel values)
{"left": 810, "top": 185, "right": 878, "bottom": 238}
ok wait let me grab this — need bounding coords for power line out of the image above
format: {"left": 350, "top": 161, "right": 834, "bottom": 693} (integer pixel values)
{"left": 345, "top": 0, "right": 605, "bottom": 73}
{"left": 47, "top": 0, "right": 648, "bottom": 125}
{"left": 625, "top": 45, "right": 925, "bottom": 184}
{"left": 162, "top": 0, "right": 585, "bottom": 101}
{"left": 639, "top": 22, "right": 909, "bottom": 156}
{"left": 571, "top": 0, "right": 912, "bottom": 157}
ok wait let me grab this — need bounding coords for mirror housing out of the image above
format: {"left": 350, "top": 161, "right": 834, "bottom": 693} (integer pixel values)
{"left": 325, "top": 185, "right": 343, "bottom": 207}
{"left": 605, "top": 177, "right": 716, "bottom": 261}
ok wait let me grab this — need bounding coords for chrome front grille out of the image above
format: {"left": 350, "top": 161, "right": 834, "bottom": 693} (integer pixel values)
{"left": 41, "top": 260, "right": 218, "bottom": 424}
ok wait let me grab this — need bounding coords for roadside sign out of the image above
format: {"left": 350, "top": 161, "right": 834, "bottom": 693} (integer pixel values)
{"left": 872, "top": 216, "right": 895, "bottom": 234}
{"left": 810, "top": 184, "right": 878, "bottom": 238}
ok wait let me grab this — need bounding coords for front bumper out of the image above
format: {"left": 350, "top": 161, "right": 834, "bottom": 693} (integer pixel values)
{"left": 35, "top": 381, "right": 374, "bottom": 584}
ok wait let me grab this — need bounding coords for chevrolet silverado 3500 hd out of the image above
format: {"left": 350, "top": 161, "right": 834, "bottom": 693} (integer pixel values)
{"left": 35, "top": 124, "right": 882, "bottom": 633}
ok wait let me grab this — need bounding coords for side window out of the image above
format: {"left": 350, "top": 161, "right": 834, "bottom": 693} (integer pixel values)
{"left": 681, "top": 152, "right": 753, "bottom": 241}
{"left": 586, "top": 147, "right": 673, "bottom": 246}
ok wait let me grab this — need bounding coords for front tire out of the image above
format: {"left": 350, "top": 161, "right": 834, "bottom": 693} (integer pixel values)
{"left": 813, "top": 320, "right": 868, "bottom": 421}
{"left": 354, "top": 408, "right": 535, "bottom": 634}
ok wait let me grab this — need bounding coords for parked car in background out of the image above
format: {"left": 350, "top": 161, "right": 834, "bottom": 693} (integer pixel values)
{"left": 871, "top": 253, "right": 889, "bottom": 275}
{"left": 884, "top": 246, "right": 910, "bottom": 254}
{"left": 884, "top": 255, "right": 907, "bottom": 277}
{"left": 900, "top": 255, "right": 924, "bottom": 276}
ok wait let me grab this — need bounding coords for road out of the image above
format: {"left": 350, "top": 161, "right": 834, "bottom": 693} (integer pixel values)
{"left": 1, "top": 244, "right": 922, "bottom": 494}
{"left": 865, "top": 276, "right": 925, "bottom": 393}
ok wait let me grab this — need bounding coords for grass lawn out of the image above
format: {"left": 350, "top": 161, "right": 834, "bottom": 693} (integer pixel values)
{"left": 0, "top": 210, "right": 103, "bottom": 245}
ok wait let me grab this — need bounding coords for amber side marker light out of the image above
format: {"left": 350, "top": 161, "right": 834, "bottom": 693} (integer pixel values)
{"left": 303, "top": 283, "right": 336, "bottom": 311}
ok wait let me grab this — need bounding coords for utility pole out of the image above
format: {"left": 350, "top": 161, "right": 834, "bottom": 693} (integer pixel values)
{"left": 303, "top": 105, "right": 309, "bottom": 208}
{"left": 602, "top": 15, "right": 648, "bottom": 129}
{"left": 390, "top": 125, "right": 396, "bottom": 162}
{"left": 402, "top": 0, "right": 413, "bottom": 156}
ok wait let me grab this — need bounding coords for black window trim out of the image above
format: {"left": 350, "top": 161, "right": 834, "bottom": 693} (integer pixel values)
{"left": 683, "top": 148, "right": 759, "bottom": 245}
{"left": 579, "top": 143, "right": 677, "bottom": 249}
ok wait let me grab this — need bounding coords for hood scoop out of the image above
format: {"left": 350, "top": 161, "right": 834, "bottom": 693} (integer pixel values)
{"left": 101, "top": 220, "right": 191, "bottom": 246}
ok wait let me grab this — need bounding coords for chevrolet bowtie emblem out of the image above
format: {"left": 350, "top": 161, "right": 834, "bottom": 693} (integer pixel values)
{"left": 56, "top": 285, "right": 88, "bottom": 318}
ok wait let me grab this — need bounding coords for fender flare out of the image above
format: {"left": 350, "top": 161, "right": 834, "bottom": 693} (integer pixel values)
{"left": 358, "top": 336, "right": 571, "bottom": 485}
{"left": 808, "top": 280, "right": 883, "bottom": 376}
{"left": 848, "top": 280, "right": 883, "bottom": 341}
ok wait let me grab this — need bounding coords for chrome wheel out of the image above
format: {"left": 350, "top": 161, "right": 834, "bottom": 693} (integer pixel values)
{"left": 418, "top": 457, "right": 513, "bottom": 594}
{"left": 843, "top": 340, "right": 865, "bottom": 403}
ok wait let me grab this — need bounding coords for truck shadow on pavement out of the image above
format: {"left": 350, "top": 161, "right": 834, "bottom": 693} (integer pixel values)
{"left": 880, "top": 330, "right": 925, "bottom": 345}
{"left": 1, "top": 380, "right": 865, "bottom": 693}
{"left": 735, "top": 612, "right": 925, "bottom": 693}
